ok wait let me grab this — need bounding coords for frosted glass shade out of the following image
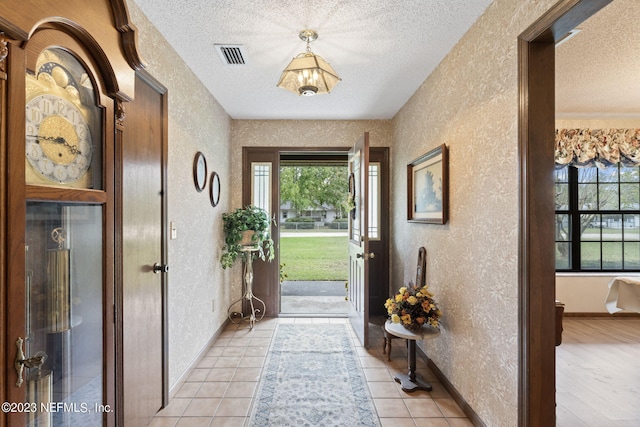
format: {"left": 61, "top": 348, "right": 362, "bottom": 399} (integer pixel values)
{"left": 277, "top": 52, "right": 341, "bottom": 96}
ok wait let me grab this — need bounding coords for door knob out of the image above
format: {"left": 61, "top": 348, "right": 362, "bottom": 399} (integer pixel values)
{"left": 153, "top": 263, "right": 169, "bottom": 274}
{"left": 357, "top": 252, "right": 375, "bottom": 260}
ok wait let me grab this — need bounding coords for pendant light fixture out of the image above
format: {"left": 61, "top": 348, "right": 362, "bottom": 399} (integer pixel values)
{"left": 277, "top": 30, "right": 341, "bottom": 96}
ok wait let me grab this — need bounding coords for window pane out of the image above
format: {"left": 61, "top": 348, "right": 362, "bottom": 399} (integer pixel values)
{"left": 555, "top": 167, "right": 569, "bottom": 183}
{"left": 556, "top": 242, "right": 571, "bottom": 269}
{"left": 624, "top": 215, "right": 640, "bottom": 241}
{"left": 578, "top": 183, "right": 598, "bottom": 210}
{"left": 620, "top": 166, "right": 640, "bottom": 183}
{"left": 555, "top": 214, "right": 570, "bottom": 241}
{"left": 598, "top": 166, "right": 618, "bottom": 183}
{"left": 580, "top": 214, "right": 600, "bottom": 241}
{"left": 368, "top": 163, "right": 380, "bottom": 240}
{"left": 599, "top": 183, "right": 619, "bottom": 210}
{"left": 557, "top": 162, "right": 640, "bottom": 272}
{"left": 624, "top": 242, "right": 640, "bottom": 269}
{"left": 252, "top": 162, "right": 271, "bottom": 214}
{"left": 580, "top": 241, "right": 601, "bottom": 269}
{"left": 578, "top": 167, "right": 598, "bottom": 183}
{"left": 602, "top": 214, "right": 622, "bottom": 241}
{"left": 555, "top": 183, "right": 569, "bottom": 210}
{"left": 621, "top": 183, "right": 639, "bottom": 210}
{"left": 602, "top": 242, "right": 623, "bottom": 269}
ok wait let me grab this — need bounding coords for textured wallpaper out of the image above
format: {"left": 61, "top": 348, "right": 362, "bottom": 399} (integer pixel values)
{"left": 392, "top": 0, "right": 556, "bottom": 425}
{"left": 127, "top": 2, "right": 233, "bottom": 388}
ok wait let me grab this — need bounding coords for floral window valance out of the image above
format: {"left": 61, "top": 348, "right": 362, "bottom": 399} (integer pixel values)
{"left": 555, "top": 128, "right": 640, "bottom": 169}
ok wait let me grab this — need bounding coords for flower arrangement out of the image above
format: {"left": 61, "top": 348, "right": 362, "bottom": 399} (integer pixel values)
{"left": 384, "top": 283, "right": 441, "bottom": 332}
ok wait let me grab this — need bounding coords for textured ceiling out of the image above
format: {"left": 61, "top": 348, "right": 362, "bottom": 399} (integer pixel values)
{"left": 131, "top": 0, "right": 493, "bottom": 120}
{"left": 131, "top": 0, "right": 639, "bottom": 121}
{"left": 555, "top": 0, "right": 640, "bottom": 119}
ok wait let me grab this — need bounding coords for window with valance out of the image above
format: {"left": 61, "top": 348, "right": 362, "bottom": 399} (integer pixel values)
{"left": 555, "top": 129, "right": 640, "bottom": 272}
{"left": 555, "top": 128, "right": 640, "bottom": 169}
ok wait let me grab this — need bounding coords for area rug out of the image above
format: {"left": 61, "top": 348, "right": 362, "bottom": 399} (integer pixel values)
{"left": 248, "top": 323, "right": 381, "bottom": 427}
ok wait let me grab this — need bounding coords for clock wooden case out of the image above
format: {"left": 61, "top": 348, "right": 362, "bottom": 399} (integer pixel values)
{"left": 0, "top": 1, "right": 143, "bottom": 426}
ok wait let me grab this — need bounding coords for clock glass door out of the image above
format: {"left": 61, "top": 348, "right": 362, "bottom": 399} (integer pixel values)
{"left": 25, "top": 202, "right": 104, "bottom": 426}
{"left": 17, "top": 40, "right": 110, "bottom": 426}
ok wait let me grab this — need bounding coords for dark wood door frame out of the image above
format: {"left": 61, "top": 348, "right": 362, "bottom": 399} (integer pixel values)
{"left": 242, "top": 146, "right": 389, "bottom": 318}
{"left": 518, "top": 0, "right": 612, "bottom": 425}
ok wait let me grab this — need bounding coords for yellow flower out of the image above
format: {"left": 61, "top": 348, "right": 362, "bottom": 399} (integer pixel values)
{"left": 387, "top": 303, "right": 396, "bottom": 315}
{"left": 387, "top": 284, "right": 442, "bottom": 331}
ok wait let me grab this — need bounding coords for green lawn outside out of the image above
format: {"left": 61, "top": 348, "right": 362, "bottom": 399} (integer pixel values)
{"left": 556, "top": 230, "right": 640, "bottom": 269}
{"left": 280, "top": 236, "right": 348, "bottom": 281}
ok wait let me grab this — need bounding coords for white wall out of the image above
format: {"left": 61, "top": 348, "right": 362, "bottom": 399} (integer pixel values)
{"left": 556, "top": 274, "right": 640, "bottom": 313}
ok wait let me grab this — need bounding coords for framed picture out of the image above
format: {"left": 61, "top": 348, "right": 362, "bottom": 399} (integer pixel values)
{"left": 407, "top": 144, "right": 448, "bottom": 224}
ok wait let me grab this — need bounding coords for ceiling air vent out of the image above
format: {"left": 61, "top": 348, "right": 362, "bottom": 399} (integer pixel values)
{"left": 214, "top": 44, "right": 247, "bottom": 65}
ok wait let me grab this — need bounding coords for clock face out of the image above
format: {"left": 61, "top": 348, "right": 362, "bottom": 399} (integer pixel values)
{"left": 26, "top": 94, "right": 92, "bottom": 184}
{"left": 25, "top": 47, "right": 101, "bottom": 189}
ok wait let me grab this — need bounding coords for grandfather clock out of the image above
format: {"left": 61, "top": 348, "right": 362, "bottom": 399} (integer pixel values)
{"left": 0, "top": 1, "right": 141, "bottom": 426}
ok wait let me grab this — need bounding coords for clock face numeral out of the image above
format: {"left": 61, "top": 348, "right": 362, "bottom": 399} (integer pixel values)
{"left": 25, "top": 94, "right": 93, "bottom": 184}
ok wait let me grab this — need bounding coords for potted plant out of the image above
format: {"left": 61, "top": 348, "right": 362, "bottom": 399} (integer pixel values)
{"left": 220, "top": 205, "right": 275, "bottom": 269}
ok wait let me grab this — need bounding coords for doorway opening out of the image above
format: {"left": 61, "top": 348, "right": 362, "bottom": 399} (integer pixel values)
{"left": 278, "top": 152, "right": 350, "bottom": 316}
{"left": 518, "top": 0, "right": 614, "bottom": 423}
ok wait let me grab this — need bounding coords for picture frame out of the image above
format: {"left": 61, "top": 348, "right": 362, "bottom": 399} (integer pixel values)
{"left": 407, "top": 144, "right": 448, "bottom": 224}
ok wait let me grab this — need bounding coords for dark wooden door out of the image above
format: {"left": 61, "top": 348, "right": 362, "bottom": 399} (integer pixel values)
{"left": 120, "top": 72, "right": 167, "bottom": 426}
{"left": 348, "top": 133, "right": 371, "bottom": 347}
{"left": 368, "top": 147, "right": 390, "bottom": 316}
{"left": 242, "top": 148, "right": 280, "bottom": 317}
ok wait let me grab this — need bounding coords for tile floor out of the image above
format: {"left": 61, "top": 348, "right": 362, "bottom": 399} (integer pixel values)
{"left": 148, "top": 317, "right": 473, "bottom": 427}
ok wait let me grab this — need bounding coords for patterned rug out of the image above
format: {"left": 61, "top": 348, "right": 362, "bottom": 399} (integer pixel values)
{"left": 248, "top": 323, "right": 381, "bottom": 427}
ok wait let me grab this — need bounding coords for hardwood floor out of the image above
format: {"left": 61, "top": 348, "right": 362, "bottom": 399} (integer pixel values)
{"left": 556, "top": 318, "right": 640, "bottom": 426}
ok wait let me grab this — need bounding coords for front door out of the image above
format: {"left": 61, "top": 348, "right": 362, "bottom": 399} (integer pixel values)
{"left": 120, "top": 72, "right": 168, "bottom": 426}
{"left": 348, "top": 133, "right": 371, "bottom": 347}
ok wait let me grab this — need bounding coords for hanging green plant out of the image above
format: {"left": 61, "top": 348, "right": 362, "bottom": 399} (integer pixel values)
{"left": 220, "top": 205, "right": 275, "bottom": 269}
